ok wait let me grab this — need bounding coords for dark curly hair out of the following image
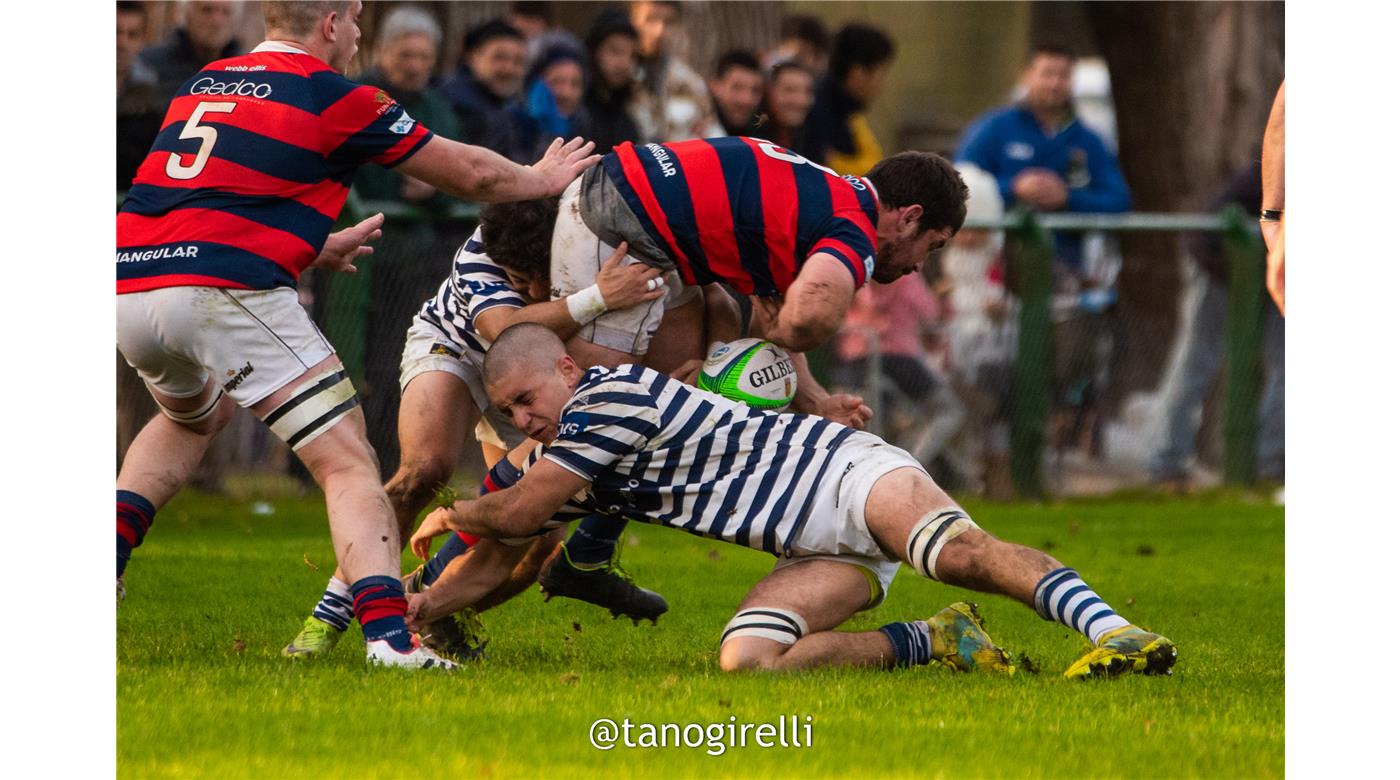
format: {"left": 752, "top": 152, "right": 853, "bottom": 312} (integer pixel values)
{"left": 478, "top": 197, "right": 560, "bottom": 281}
{"left": 866, "top": 152, "right": 969, "bottom": 235}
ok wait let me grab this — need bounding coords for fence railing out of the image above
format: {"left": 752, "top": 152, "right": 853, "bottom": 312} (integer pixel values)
{"left": 964, "top": 208, "right": 1265, "bottom": 497}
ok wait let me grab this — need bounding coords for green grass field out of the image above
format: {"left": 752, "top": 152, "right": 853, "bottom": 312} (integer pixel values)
{"left": 117, "top": 488, "right": 1283, "bottom": 778}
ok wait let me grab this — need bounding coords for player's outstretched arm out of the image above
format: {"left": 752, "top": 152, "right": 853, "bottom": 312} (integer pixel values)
{"left": 397, "top": 136, "right": 601, "bottom": 204}
{"left": 765, "top": 255, "right": 855, "bottom": 352}
{"left": 424, "top": 459, "right": 591, "bottom": 541}
{"left": 474, "top": 243, "right": 664, "bottom": 342}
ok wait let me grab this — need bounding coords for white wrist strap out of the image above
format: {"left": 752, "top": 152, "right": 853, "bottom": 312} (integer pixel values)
{"left": 566, "top": 285, "right": 608, "bottom": 324}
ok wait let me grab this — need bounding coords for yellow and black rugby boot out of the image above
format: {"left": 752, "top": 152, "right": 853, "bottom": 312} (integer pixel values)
{"left": 1063, "top": 625, "right": 1177, "bottom": 679}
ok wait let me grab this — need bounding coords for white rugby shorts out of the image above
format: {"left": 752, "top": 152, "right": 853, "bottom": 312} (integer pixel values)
{"left": 773, "top": 432, "right": 928, "bottom": 607}
{"left": 550, "top": 176, "right": 699, "bottom": 356}
{"left": 398, "top": 315, "right": 526, "bottom": 452}
{"left": 117, "top": 286, "right": 334, "bottom": 407}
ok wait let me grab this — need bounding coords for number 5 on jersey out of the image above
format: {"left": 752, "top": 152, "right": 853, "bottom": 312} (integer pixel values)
{"left": 165, "top": 101, "right": 236, "bottom": 181}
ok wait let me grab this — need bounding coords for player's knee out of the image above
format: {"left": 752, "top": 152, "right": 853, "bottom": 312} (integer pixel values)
{"left": 932, "top": 528, "right": 997, "bottom": 582}
{"left": 718, "top": 607, "right": 809, "bottom": 673}
{"left": 387, "top": 455, "right": 454, "bottom": 503}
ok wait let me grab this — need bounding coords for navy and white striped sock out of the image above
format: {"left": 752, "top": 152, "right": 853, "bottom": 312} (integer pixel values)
{"left": 1033, "top": 568, "right": 1130, "bottom": 645}
{"left": 878, "top": 621, "right": 934, "bottom": 667}
{"left": 311, "top": 577, "right": 354, "bottom": 632}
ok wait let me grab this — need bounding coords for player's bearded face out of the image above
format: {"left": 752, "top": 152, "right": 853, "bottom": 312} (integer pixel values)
{"left": 328, "top": 1, "right": 363, "bottom": 72}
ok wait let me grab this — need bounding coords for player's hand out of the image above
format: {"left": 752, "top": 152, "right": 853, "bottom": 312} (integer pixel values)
{"left": 596, "top": 242, "right": 666, "bottom": 310}
{"left": 669, "top": 358, "right": 704, "bottom": 385}
{"left": 530, "top": 136, "right": 601, "bottom": 196}
{"left": 411, "top": 508, "right": 455, "bottom": 560}
{"left": 314, "top": 212, "right": 384, "bottom": 274}
{"left": 817, "top": 393, "right": 873, "bottom": 429}
{"left": 405, "top": 592, "right": 432, "bottom": 633}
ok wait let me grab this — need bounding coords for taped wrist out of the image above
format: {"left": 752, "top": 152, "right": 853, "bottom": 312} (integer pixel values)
{"left": 566, "top": 285, "right": 608, "bottom": 324}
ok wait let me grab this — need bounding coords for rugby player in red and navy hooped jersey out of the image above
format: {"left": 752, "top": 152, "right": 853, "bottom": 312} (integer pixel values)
{"left": 548, "top": 136, "right": 969, "bottom": 426}
{"left": 115, "top": 0, "right": 600, "bottom": 670}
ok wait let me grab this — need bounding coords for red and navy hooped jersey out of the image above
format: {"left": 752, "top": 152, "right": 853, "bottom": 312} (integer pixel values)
{"left": 602, "top": 138, "right": 880, "bottom": 297}
{"left": 117, "top": 42, "right": 434, "bottom": 294}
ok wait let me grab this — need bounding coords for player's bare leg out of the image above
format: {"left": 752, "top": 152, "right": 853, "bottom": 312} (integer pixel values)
{"left": 862, "top": 467, "right": 1177, "bottom": 678}
{"left": 255, "top": 355, "right": 454, "bottom": 668}
{"left": 288, "top": 370, "right": 480, "bottom": 656}
{"left": 638, "top": 294, "right": 705, "bottom": 374}
{"left": 718, "top": 560, "right": 1006, "bottom": 673}
{"left": 118, "top": 380, "right": 237, "bottom": 507}
{"left": 117, "top": 379, "right": 236, "bottom": 598}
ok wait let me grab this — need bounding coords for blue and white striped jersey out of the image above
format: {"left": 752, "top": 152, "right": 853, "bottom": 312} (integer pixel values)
{"left": 536, "top": 364, "right": 858, "bottom": 556}
{"left": 416, "top": 227, "right": 526, "bottom": 363}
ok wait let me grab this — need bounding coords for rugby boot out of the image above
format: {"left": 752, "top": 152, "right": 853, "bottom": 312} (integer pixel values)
{"left": 1063, "top": 625, "right": 1177, "bottom": 679}
{"left": 420, "top": 606, "right": 490, "bottom": 663}
{"left": 403, "top": 564, "right": 427, "bottom": 594}
{"left": 365, "top": 636, "right": 458, "bottom": 670}
{"left": 925, "top": 602, "right": 1015, "bottom": 675}
{"left": 282, "top": 616, "right": 345, "bottom": 659}
{"left": 537, "top": 545, "right": 668, "bottom": 624}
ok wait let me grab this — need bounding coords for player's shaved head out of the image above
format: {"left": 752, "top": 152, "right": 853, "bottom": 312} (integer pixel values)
{"left": 484, "top": 324, "right": 582, "bottom": 444}
{"left": 263, "top": 1, "right": 353, "bottom": 38}
{"left": 484, "top": 323, "right": 568, "bottom": 386}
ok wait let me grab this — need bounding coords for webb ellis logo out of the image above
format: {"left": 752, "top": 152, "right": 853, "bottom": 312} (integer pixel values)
{"left": 224, "top": 362, "right": 255, "bottom": 393}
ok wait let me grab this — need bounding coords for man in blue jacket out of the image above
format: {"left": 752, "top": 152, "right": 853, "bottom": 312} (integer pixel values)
{"left": 956, "top": 44, "right": 1132, "bottom": 455}
{"left": 956, "top": 44, "right": 1130, "bottom": 261}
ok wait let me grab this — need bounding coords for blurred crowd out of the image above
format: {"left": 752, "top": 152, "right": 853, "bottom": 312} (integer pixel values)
{"left": 116, "top": 1, "right": 1280, "bottom": 496}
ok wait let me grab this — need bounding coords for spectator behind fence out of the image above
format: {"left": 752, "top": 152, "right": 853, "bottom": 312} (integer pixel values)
{"left": 801, "top": 23, "right": 894, "bottom": 176}
{"left": 352, "top": 6, "right": 460, "bottom": 209}
{"left": 628, "top": 0, "right": 723, "bottom": 142}
{"left": 942, "top": 164, "right": 1017, "bottom": 498}
{"left": 523, "top": 46, "right": 589, "bottom": 147}
{"left": 758, "top": 61, "right": 815, "bottom": 151}
{"left": 1149, "top": 160, "right": 1284, "bottom": 487}
{"left": 709, "top": 50, "right": 765, "bottom": 137}
{"left": 582, "top": 10, "right": 642, "bottom": 155}
{"left": 509, "top": 1, "right": 585, "bottom": 69}
{"left": 764, "top": 14, "right": 829, "bottom": 75}
{"left": 440, "top": 19, "right": 539, "bottom": 164}
{"left": 136, "top": 0, "right": 244, "bottom": 102}
{"left": 955, "top": 43, "right": 1131, "bottom": 457}
{"left": 117, "top": 1, "right": 164, "bottom": 190}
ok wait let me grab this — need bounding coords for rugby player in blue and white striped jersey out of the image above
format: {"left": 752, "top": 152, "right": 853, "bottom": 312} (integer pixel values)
{"left": 284, "top": 198, "right": 669, "bottom": 661}
{"left": 412, "top": 324, "right": 1178, "bottom": 678}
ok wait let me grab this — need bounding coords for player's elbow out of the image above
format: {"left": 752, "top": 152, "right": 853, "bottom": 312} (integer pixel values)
{"left": 773, "top": 316, "right": 835, "bottom": 353}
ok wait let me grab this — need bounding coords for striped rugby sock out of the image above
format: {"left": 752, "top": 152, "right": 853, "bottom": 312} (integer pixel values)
{"left": 310, "top": 577, "right": 354, "bottom": 632}
{"left": 878, "top": 621, "right": 934, "bottom": 667}
{"left": 117, "top": 490, "right": 156, "bottom": 578}
{"left": 1033, "top": 568, "right": 1130, "bottom": 645}
{"left": 351, "top": 576, "right": 412, "bottom": 651}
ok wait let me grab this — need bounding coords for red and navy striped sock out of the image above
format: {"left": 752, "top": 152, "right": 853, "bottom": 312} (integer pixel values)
{"left": 117, "top": 490, "right": 156, "bottom": 578}
{"left": 351, "top": 575, "right": 412, "bottom": 652}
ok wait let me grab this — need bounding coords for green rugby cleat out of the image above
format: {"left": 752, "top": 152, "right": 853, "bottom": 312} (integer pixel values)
{"left": 1063, "top": 625, "right": 1177, "bottom": 679}
{"left": 282, "top": 616, "right": 345, "bottom": 659}
{"left": 420, "top": 606, "right": 489, "bottom": 663}
{"left": 926, "top": 602, "right": 1014, "bottom": 675}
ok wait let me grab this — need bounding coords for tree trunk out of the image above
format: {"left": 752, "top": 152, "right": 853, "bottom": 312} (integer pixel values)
{"left": 1083, "top": 1, "right": 1283, "bottom": 396}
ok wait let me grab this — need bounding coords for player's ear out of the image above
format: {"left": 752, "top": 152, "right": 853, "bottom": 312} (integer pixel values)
{"left": 901, "top": 204, "right": 924, "bottom": 237}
